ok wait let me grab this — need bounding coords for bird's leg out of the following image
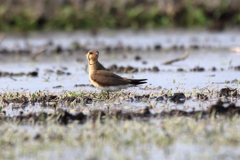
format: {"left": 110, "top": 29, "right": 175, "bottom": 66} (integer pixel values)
{"left": 107, "top": 91, "right": 110, "bottom": 99}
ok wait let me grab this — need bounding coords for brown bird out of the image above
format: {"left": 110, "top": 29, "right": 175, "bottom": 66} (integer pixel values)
{"left": 86, "top": 50, "right": 147, "bottom": 98}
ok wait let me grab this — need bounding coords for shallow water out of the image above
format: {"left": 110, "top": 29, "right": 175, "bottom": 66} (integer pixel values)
{"left": 0, "top": 51, "right": 239, "bottom": 117}
{"left": 0, "top": 30, "right": 240, "bottom": 116}
{"left": 0, "top": 49, "right": 239, "bottom": 92}
{"left": 1, "top": 29, "right": 240, "bottom": 160}
{"left": 2, "top": 29, "right": 240, "bottom": 50}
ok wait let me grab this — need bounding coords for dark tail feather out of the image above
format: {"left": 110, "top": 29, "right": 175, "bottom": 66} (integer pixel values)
{"left": 129, "top": 79, "right": 147, "bottom": 85}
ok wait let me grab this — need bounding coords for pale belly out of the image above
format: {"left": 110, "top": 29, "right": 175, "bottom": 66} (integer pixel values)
{"left": 89, "top": 76, "right": 131, "bottom": 92}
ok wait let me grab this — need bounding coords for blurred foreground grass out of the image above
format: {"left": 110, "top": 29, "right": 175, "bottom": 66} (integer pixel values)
{"left": 0, "top": 0, "right": 240, "bottom": 31}
{"left": 1, "top": 117, "right": 240, "bottom": 159}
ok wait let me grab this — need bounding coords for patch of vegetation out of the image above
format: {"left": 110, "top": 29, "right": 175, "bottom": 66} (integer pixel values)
{"left": 0, "top": 0, "right": 240, "bottom": 31}
{"left": 0, "top": 117, "right": 240, "bottom": 159}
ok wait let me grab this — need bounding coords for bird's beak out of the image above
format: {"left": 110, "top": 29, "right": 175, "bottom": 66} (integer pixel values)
{"left": 86, "top": 53, "right": 90, "bottom": 61}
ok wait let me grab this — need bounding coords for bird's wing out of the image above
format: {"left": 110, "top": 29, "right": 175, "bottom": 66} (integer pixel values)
{"left": 91, "top": 70, "right": 129, "bottom": 86}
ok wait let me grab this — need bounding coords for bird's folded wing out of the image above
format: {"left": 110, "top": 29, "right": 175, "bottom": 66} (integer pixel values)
{"left": 91, "top": 70, "right": 129, "bottom": 86}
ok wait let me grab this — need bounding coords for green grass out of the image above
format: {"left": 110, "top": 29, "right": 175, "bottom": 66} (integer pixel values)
{"left": 0, "top": 0, "right": 240, "bottom": 31}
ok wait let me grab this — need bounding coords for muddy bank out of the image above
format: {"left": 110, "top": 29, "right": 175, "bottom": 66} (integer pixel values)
{"left": 0, "top": 86, "right": 239, "bottom": 124}
{"left": 0, "top": 99, "right": 239, "bottom": 125}
{"left": 108, "top": 64, "right": 240, "bottom": 73}
{"left": 1, "top": 87, "right": 238, "bottom": 105}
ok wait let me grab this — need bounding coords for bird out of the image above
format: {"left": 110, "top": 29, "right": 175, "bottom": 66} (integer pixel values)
{"left": 86, "top": 50, "right": 147, "bottom": 98}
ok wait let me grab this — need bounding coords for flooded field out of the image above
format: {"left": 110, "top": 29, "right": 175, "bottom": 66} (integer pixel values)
{"left": 0, "top": 29, "right": 240, "bottom": 159}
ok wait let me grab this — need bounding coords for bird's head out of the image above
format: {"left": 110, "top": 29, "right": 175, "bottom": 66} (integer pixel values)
{"left": 86, "top": 50, "right": 99, "bottom": 65}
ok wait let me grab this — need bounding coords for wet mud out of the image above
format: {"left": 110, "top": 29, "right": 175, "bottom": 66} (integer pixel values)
{"left": 0, "top": 99, "right": 239, "bottom": 125}
{"left": 0, "top": 87, "right": 239, "bottom": 125}
{"left": 0, "top": 71, "right": 38, "bottom": 77}
{"left": 0, "top": 30, "right": 239, "bottom": 128}
{"left": 107, "top": 64, "right": 239, "bottom": 73}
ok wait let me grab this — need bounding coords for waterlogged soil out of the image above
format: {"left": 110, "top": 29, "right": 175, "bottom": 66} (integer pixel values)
{"left": 0, "top": 30, "right": 240, "bottom": 160}
{"left": 1, "top": 98, "right": 240, "bottom": 125}
{"left": 0, "top": 30, "right": 239, "bottom": 118}
{"left": 0, "top": 50, "right": 239, "bottom": 119}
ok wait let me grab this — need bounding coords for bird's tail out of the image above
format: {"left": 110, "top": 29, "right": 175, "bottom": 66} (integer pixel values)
{"left": 129, "top": 79, "right": 147, "bottom": 85}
